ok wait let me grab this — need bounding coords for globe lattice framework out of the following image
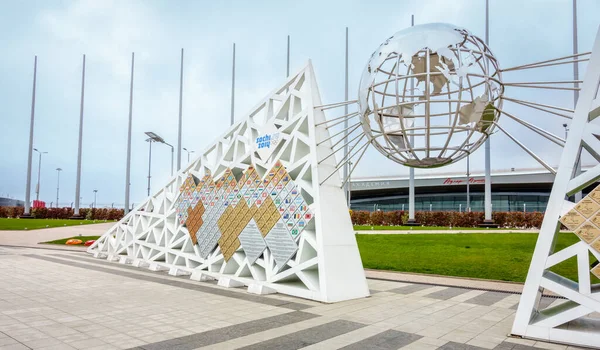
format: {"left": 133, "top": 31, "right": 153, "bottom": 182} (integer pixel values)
{"left": 358, "top": 23, "right": 504, "bottom": 168}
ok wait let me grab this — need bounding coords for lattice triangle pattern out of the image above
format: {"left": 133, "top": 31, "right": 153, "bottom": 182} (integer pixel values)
{"left": 512, "top": 27, "right": 600, "bottom": 348}
{"left": 88, "top": 62, "right": 370, "bottom": 303}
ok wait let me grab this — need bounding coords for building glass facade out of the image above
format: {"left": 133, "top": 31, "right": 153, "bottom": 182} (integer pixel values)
{"left": 350, "top": 192, "right": 550, "bottom": 213}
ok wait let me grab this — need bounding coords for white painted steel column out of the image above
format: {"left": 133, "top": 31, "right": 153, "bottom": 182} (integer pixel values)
{"left": 230, "top": 43, "right": 236, "bottom": 126}
{"left": 177, "top": 48, "right": 184, "bottom": 171}
{"left": 573, "top": 0, "right": 582, "bottom": 202}
{"left": 124, "top": 53, "right": 134, "bottom": 214}
{"left": 22, "top": 56, "right": 37, "bottom": 217}
{"left": 408, "top": 15, "right": 416, "bottom": 223}
{"left": 483, "top": 0, "right": 493, "bottom": 223}
{"left": 73, "top": 54, "right": 86, "bottom": 218}
{"left": 344, "top": 27, "right": 350, "bottom": 207}
{"left": 287, "top": 35, "right": 290, "bottom": 78}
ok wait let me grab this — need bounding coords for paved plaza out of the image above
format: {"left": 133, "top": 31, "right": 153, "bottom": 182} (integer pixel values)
{"left": 0, "top": 245, "right": 590, "bottom": 350}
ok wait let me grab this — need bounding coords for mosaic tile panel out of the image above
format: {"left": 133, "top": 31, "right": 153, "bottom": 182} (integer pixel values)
{"left": 175, "top": 160, "right": 314, "bottom": 266}
{"left": 560, "top": 185, "right": 600, "bottom": 278}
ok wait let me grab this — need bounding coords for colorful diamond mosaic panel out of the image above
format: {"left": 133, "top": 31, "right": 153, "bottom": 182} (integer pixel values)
{"left": 560, "top": 184, "right": 600, "bottom": 278}
{"left": 175, "top": 161, "right": 313, "bottom": 264}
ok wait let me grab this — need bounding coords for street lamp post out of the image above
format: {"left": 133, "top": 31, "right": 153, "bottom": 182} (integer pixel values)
{"left": 183, "top": 147, "right": 195, "bottom": 163}
{"left": 93, "top": 189, "right": 98, "bottom": 208}
{"left": 145, "top": 131, "right": 174, "bottom": 178}
{"left": 167, "top": 143, "right": 174, "bottom": 176}
{"left": 56, "top": 168, "right": 62, "bottom": 208}
{"left": 146, "top": 138, "right": 154, "bottom": 196}
{"left": 33, "top": 148, "right": 47, "bottom": 202}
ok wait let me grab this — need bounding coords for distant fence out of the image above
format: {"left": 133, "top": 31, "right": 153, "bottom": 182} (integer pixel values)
{"left": 0, "top": 207, "right": 124, "bottom": 220}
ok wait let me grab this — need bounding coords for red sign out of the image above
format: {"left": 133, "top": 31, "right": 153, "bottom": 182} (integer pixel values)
{"left": 443, "top": 178, "right": 485, "bottom": 185}
{"left": 32, "top": 200, "right": 46, "bottom": 208}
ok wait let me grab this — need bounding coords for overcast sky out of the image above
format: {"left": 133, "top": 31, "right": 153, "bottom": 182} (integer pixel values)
{"left": 2, "top": 0, "right": 599, "bottom": 208}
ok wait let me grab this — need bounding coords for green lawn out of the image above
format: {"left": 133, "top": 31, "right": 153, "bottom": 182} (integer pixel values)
{"left": 354, "top": 225, "right": 510, "bottom": 231}
{"left": 356, "top": 232, "right": 599, "bottom": 283}
{"left": 34, "top": 227, "right": 595, "bottom": 284}
{"left": 0, "top": 218, "right": 106, "bottom": 231}
{"left": 43, "top": 236, "right": 100, "bottom": 245}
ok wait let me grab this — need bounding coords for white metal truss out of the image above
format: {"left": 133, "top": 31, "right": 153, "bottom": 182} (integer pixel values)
{"left": 512, "top": 27, "right": 600, "bottom": 348}
{"left": 88, "top": 62, "right": 370, "bottom": 303}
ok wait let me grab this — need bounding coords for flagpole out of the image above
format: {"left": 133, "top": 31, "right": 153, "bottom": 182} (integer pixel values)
{"left": 230, "top": 43, "right": 236, "bottom": 126}
{"left": 573, "top": 0, "right": 582, "bottom": 202}
{"left": 124, "top": 52, "right": 134, "bottom": 214}
{"left": 482, "top": 0, "right": 496, "bottom": 226}
{"left": 72, "top": 54, "right": 86, "bottom": 218}
{"left": 177, "top": 48, "right": 184, "bottom": 170}
{"left": 344, "top": 27, "right": 350, "bottom": 207}
{"left": 407, "top": 15, "right": 418, "bottom": 225}
{"left": 21, "top": 56, "right": 37, "bottom": 218}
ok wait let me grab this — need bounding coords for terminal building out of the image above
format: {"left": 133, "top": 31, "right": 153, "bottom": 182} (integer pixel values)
{"left": 349, "top": 167, "right": 596, "bottom": 213}
{"left": 0, "top": 197, "right": 24, "bottom": 207}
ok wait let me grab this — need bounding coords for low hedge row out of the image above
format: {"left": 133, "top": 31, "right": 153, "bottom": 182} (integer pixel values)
{"left": 0, "top": 206, "right": 124, "bottom": 220}
{"left": 350, "top": 210, "right": 545, "bottom": 229}
{"left": 1, "top": 206, "right": 545, "bottom": 229}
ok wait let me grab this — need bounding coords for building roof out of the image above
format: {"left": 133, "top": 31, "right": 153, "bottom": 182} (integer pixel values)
{"left": 350, "top": 167, "right": 558, "bottom": 191}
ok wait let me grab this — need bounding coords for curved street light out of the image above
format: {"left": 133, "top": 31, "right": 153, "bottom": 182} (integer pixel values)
{"left": 183, "top": 147, "right": 195, "bottom": 163}
{"left": 145, "top": 132, "right": 174, "bottom": 196}
{"left": 33, "top": 148, "right": 47, "bottom": 202}
{"left": 56, "top": 168, "right": 62, "bottom": 208}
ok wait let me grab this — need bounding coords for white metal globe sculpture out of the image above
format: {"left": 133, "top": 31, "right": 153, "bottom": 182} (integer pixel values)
{"left": 358, "top": 23, "right": 504, "bottom": 168}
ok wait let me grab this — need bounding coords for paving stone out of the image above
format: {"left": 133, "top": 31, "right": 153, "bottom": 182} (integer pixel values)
{"left": 427, "top": 287, "right": 472, "bottom": 300}
{"left": 389, "top": 284, "right": 435, "bottom": 295}
{"left": 438, "top": 341, "right": 488, "bottom": 350}
{"left": 237, "top": 320, "right": 366, "bottom": 350}
{"left": 465, "top": 292, "right": 512, "bottom": 306}
{"left": 0, "top": 247, "right": 590, "bottom": 350}
{"left": 339, "top": 329, "right": 422, "bottom": 350}
{"left": 134, "top": 311, "right": 317, "bottom": 350}
{"left": 46, "top": 254, "right": 311, "bottom": 311}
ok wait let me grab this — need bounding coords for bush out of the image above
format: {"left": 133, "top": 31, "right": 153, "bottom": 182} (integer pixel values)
{"left": 0, "top": 205, "right": 546, "bottom": 229}
{"left": 351, "top": 210, "right": 371, "bottom": 225}
{"left": 0, "top": 206, "right": 124, "bottom": 220}
{"left": 350, "top": 210, "right": 547, "bottom": 229}
{"left": 370, "top": 210, "right": 385, "bottom": 225}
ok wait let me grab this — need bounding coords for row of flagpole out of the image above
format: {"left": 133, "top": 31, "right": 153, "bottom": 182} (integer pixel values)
{"left": 20, "top": 0, "right": 582, "bottom": 216}
{"left": 21, "top": 35, "right": 297, "bottom": 216}
{"left": 21, "top": 49, "right": 186, "bottom": 217}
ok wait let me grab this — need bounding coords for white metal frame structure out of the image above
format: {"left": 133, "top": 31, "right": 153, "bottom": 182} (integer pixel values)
{"left": 88, "top": 62, "right": 370, "bottom": 303}
{"left": 358, "top": 24, "right": 503, "bottom": 169}
{"left": 512, "top": 28, "right": 600, "bottom": 348}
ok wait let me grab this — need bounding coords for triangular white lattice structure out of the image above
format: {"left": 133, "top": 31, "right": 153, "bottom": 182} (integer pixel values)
{"left": 512, "top": 28, "right": 600, "bottom": 347}
{"left": 88, "top": 62, "right": 370, "bottom": 303}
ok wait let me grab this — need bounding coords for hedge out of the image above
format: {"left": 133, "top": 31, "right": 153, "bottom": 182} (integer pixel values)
{"left": 1, "top": 206, "right": 546, "bottom": 229}
{"left": 350, "top": 210, "right": 545, "bottom": 229}
{"left": 0, "top": 207, "right": 124, "bottom": 221}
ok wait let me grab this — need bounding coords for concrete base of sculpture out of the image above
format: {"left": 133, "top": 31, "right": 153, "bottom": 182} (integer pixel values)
{"left": 168, "top": 267, "right": 191, "bottom": 276}
{"left": 218, "top": 277, "right": 245, "bottom": 288}
{"left": 248, "top": 284, "right": 277, "bottom": 295}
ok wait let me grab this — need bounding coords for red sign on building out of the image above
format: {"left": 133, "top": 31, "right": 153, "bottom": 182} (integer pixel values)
{"left": 443, "top": 178, "right": 485, "bottom": 185}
